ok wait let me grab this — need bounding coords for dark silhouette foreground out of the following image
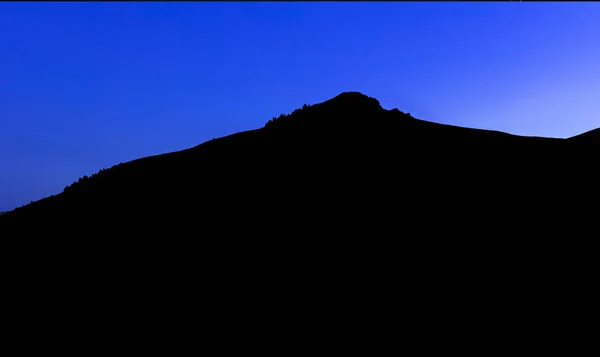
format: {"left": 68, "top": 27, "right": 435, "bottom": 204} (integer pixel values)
{"left": 2, "top": 91, "right": 597, "bottom": 248}
{"left": 2, "top": 92, "right": 596, "bottom": 234}
{"left": 0, "top": 92, "right": 595, "bottom": 332}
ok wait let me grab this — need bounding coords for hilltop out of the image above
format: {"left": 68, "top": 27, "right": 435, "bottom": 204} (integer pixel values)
{"left": 2, "top": 92, "right": 598, "bottom": 232}
{"left": 2, "top": 91, "right": 598, "bottom": 328}
{"left": 1, "top": 92, "right": 597, "bottom": 262}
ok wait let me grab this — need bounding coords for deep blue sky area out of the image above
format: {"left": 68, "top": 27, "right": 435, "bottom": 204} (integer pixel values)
{"left": 1, "top": 2, "right": 599, "bottom": 211}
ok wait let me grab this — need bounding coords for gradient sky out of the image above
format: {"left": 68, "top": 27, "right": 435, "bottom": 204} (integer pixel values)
{"left": 1, "top": 2, "right": 599, "bottom": 211}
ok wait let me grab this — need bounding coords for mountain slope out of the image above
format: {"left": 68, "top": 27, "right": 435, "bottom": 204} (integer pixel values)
{"left": 1, "top": 91, "right": 597, "bottom": 235}
{"left": 2, "top": 92, "right": 599, "bottom": 271}
{"left": 2, "top": 91, "right": 598, "bottom": 330}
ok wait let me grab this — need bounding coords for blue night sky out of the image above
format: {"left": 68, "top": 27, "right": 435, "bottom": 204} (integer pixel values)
{"left": 1, "top": 2, "right": 599, "bottom": 211}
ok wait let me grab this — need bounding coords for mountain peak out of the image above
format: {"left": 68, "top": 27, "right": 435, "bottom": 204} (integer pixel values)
{"left": 263, "top": 91, "right": 385, "bottom": 130}
{"left": 320, "top": 92, "right": 383, "bottom": 111}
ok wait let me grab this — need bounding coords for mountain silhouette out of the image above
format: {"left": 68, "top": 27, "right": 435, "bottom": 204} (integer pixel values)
{"left": 2, "top": 91, "right": 597, "bottom": 334}
{"left": 0, "top": 92, "right": 600, "bottom": 284}
{"left": 1, "top": 91, "right": 598, "bottom": 238}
